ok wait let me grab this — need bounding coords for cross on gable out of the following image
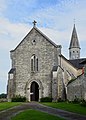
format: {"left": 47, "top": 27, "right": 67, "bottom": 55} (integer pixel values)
{"left": 33, "top": 20, "right": 37, "bottom": 27}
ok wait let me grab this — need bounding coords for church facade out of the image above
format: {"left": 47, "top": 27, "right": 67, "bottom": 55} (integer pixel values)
{"left": 7, "top": 23, "right": 61, "bottom": 102}
{"left": 7, "top": 22, "right": 85, "bottom": 102}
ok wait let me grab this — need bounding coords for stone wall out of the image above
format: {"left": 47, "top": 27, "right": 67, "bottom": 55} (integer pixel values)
{"left": 8, "top": 27, "right": 60, "bottom": 101}
{"left": 67, "top": 74, "right": 86, "bottom": 101}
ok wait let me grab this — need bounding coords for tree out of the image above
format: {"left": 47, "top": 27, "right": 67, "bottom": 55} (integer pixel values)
{"left": 0, "top": 93, "right": 7, "bottom": 98}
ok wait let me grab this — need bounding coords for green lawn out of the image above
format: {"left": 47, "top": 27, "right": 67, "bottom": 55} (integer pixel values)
{"left": 0, "top": 102, "right": 22, "bottom": 111}
{"left": 11, "top": 109, "right": 65, "bottom": 120}
{"left": 41, "top": 102, "right": 86, "bottom": 115}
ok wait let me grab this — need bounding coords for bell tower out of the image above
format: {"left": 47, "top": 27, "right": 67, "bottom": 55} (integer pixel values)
{"left": 69, "top": 24, "right": 80, "bottom": 60}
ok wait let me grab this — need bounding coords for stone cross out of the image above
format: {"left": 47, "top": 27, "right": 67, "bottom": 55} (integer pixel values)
{"left": 33, "top": 20, "right": 37, "bottom": 27}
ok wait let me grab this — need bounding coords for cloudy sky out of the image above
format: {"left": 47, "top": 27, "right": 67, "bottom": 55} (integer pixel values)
{"left": 0, "top": 0, "right": 86, "bottom": 93}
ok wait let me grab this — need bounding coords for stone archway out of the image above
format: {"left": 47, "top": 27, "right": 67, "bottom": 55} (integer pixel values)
{"left": 30, "top": 81, "right": 39, "bottom": 101}
{"left": 26, "top": 80, "right": 42, "bottom": 101}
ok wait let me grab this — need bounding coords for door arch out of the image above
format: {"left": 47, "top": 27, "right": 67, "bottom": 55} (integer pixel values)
{"left": 30, "top": 81, "right": 39, "bottom": 101}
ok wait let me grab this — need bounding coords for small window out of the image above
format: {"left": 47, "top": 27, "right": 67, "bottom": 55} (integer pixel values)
{"left": 73, "top": 51, "right": 75, "bottom": 53}
{"left": 77, "top": 51, "right": 78, "bottom": 53}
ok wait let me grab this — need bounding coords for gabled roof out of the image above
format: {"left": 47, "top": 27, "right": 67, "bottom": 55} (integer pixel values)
{"left": 69, "top": 24, "right": 80, "bottom": 49}
{"left": 11, "top": 26, "right": 58, "bottom": 52}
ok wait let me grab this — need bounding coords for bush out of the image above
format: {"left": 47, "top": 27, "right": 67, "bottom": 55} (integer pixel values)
{"left": 12, "top": 95, "right": 26, "bottom": 102}
{"left": 57, "top": 98, "right": 65, "bottom": 102}
{"left": 72, "top": 96, "right": 80, "bottom": 104}
{"left": 80, "top": 99, "right": 86, "bottom": 107}
{"left": 40, "top": 97, "right": 52, "bottom": 102}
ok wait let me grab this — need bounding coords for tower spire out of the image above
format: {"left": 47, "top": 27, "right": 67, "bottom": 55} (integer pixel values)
{"left": 69, "top": 24, "right": 80, "bottom": 60}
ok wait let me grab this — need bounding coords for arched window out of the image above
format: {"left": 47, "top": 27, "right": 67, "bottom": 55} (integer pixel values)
{"left": 36, "top": 58, "right": 38, "bottom": 71}
{"left": 31, "top": 55, "right": 38, "bottom": 72}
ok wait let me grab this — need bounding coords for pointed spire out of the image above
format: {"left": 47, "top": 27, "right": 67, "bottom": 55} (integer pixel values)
{"left": 69, "top": 24, "right": 80, "bottom": 49}
{"left": 69, "top": 24, "right": 81, "bottom": 59}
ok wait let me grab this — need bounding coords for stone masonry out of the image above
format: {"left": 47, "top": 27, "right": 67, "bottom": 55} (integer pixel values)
{"left": 7, "top": 26, "right": 61, "bottom": 101}
{"left": 67, "top": 74, "right": 86, "bottom": 101}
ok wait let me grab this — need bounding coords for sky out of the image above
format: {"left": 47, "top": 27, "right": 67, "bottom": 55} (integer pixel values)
{"left": 0, "top": 0, "right": 86, "bottom": 94}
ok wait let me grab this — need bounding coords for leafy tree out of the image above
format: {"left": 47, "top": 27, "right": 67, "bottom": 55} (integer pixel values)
{"left": 0, "top": 93, "right": 7, "bottom": 98}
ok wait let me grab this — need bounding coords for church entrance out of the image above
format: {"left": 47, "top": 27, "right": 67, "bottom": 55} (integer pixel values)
{"left": 30, "top": 81, "right": 39, "bottom": 101}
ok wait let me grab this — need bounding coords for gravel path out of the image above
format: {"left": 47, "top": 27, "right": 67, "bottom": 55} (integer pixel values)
{"left": 0, "top": 102, "right": 86, "bottom": 120}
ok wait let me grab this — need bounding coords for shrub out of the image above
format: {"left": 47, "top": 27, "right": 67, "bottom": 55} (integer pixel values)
{"left": 72, "top": 96, "right": 80, "bottom": 104}
{"left": 40, "top": 97, "right": 52, "bottom": 102}
{"left": 57, "top": 98, "right": 65, "bottom": 102}
{"left": 80, "top": 99, "right": 86, "bottom": 107}
{"left": 12, "top": 95, "right": 26, "bottom": 102}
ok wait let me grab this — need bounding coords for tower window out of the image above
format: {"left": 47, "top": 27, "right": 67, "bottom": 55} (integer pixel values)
{"left": 73, "top": 51, "right": 75, "bottom": 53}
{"left": 31, "top": 55, "right": 38, "bottom": 72}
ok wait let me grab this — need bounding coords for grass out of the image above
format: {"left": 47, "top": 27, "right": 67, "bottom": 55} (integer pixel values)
{"left": 0, "top": 102, "right": 22, "bottom": 111}
{"left": 11, "top": 109, "right": 65, "bottom": 120}
{"left": 41, "top": 102, "right": 86, "bottom": 115}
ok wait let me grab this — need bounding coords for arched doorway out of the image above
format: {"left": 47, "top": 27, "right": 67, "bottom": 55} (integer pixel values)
{"left": 30, "top": 81, "right": 39, "bottom": 101}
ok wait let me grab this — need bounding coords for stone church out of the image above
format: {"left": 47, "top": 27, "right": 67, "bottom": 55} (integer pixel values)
{"left": 7, "top": 21, "right": 85, "bottom": 102}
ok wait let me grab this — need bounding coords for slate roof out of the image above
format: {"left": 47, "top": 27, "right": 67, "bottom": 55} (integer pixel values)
{"left": 69, "top": 24, "right": 80, "bottom": 49}
{"left": 80, "top": 59, "right": 86, "bottom": 64}
{"left": 69, "top": 58, "right": 86, "bottom": 69}
{"left": 60, "top": 54, "right": 86, "bottom": 69}
{"left": 8, "top": 68, "right": 16, "bottom": 74}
